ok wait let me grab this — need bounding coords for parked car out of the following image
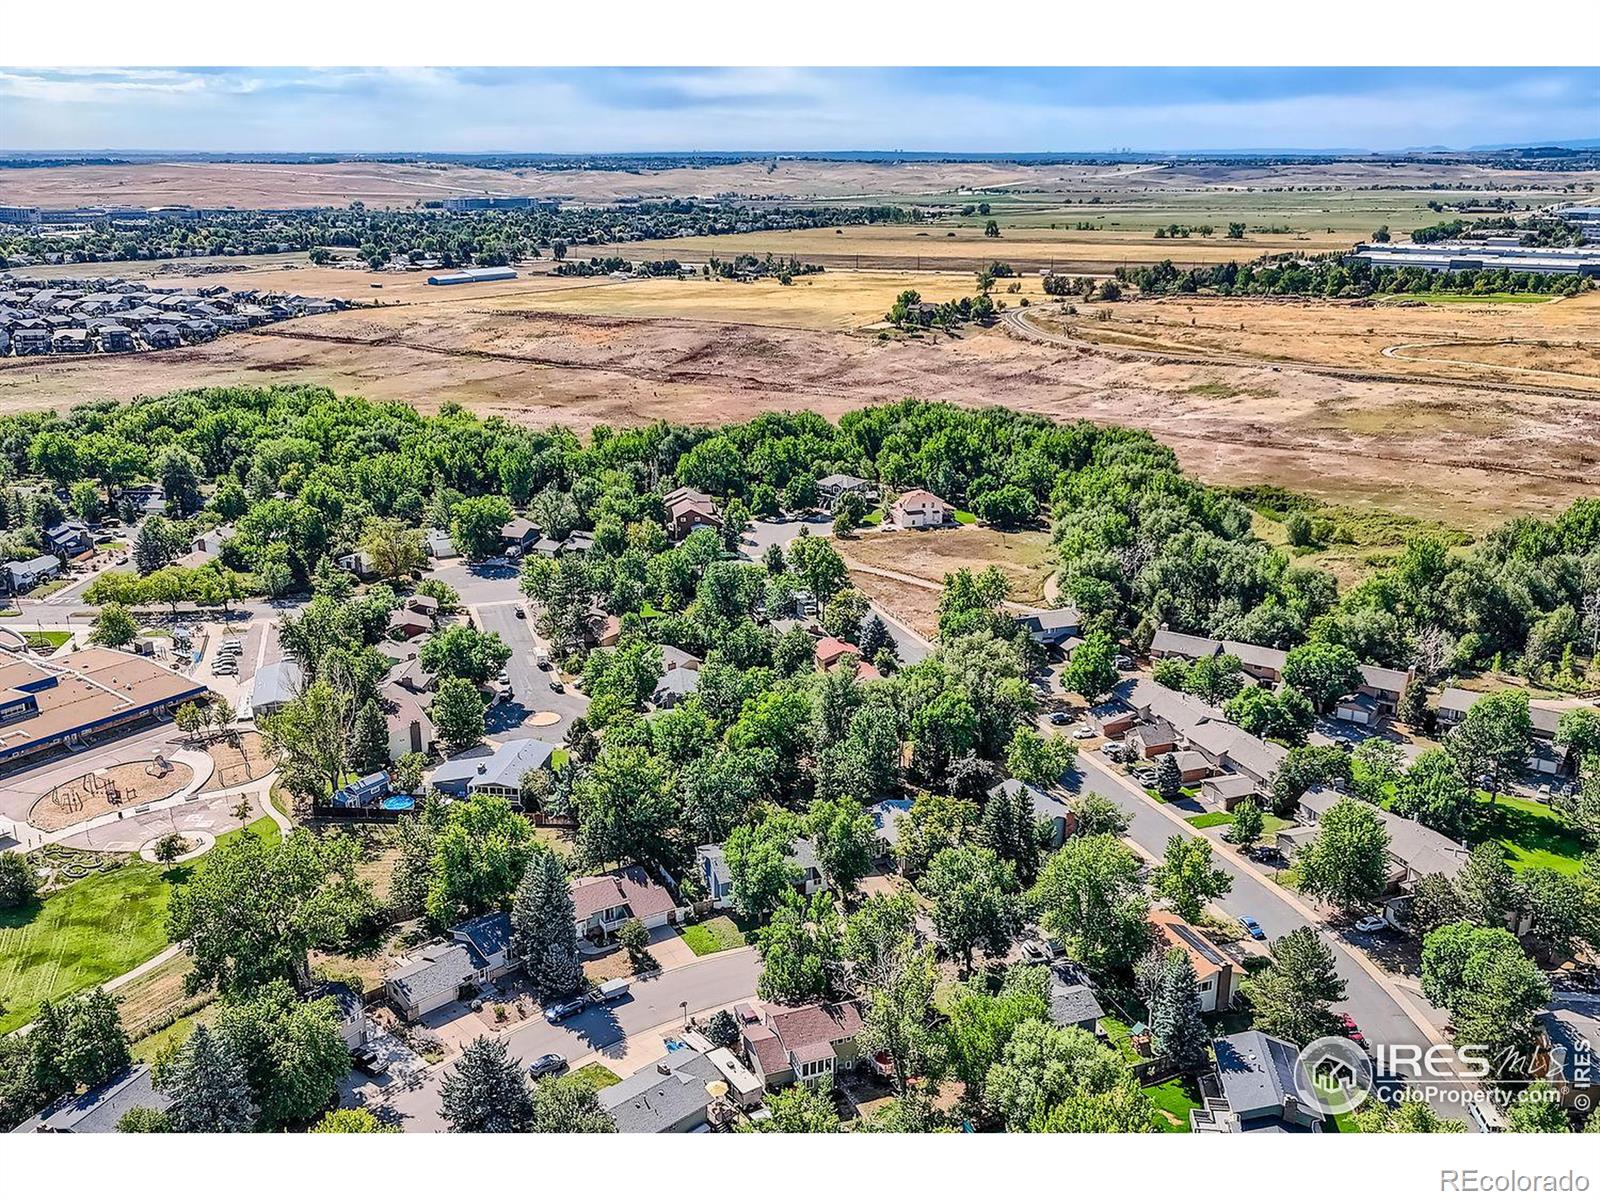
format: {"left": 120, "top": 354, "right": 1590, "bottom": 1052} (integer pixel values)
{"left": 1048, "top": 711, "right": 1071, "bottom": 726}
{"left": 1074, "top": 725, "right": 1094, "bottom": 739}
{"left": 527, "top": 1053, "right": 567, "bottom": 1080}
{"left": 1115, "top": 655, "right": 1134, "bottom": 670}
{"left": 537, "top": 658, "right": 551, "bottom": 671}
{"left": 590, "top": 979, "right": 631, "bottom": 1005}
{"left": 497, "top": 669, "right": 510, "bottom": 684}
{"left": 550, "top": 679, "right": 565, "bottom": 693}
{"left": 543, "top": 996, "right": 587, "bottom": 1022}
{"left": 514, "top": 605, "right": 526, "bottom": 618}
{"left": 1353, "top": 914, "right": 1388, "bottom": 934}
{"left": 1019, "top": 940, "right": 1051, "bottom": 965}
{"left": 352, "top": 1046, "right": 386, "bottom": 1075}
{"left": 1240, "top": 916, "right": 1266, "bottom": 940}
{"left": 1336, "top": 1013, "right": 1367, "bottom": 1048}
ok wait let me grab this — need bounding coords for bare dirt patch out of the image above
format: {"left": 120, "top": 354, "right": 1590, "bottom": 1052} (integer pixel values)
{"left": 28, "top": 760, "right": 194, "bottom": 833}
{"left": 207, "top": 731, "right": 274, "bottom": 789}
{"left": 843, "top": 526, "right": 1055, "bottom": 603}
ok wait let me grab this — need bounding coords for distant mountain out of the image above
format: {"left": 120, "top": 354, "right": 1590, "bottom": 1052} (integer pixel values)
{"left": 1462, "top": 138, "right": 1600, "bottom": 151}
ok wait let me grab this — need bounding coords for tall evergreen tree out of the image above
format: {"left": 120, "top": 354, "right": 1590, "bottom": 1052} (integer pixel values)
{"left": 438, "top": 1037, "right": 534, "bottom": 1133}
{"left": 978, "top": 782, "right": 1042, "bottom": 884}
{"left": 509, "top": 847, "right": 585, "bottom": 998}
{"left": 1150, "top": 950, "right": 1210, "bottom": 1075}
{"left": 352, "top": 698, "right": 390, "bottom": 774}
{"left": 161, "top": 1024, "right": 258, "bottom": 1133}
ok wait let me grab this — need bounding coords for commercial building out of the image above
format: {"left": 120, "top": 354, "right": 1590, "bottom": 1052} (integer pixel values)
{"left": 425, "top": 267, "right": 518, "bottom": 286}
{"left": 441, "top": 197, "right": 537, "bottom": 212}
{"left": 1345, "top": 241, "right": 1600, "bottom": 277}
{"left": 0, "top": 647, "right": 208, "bottom": 770}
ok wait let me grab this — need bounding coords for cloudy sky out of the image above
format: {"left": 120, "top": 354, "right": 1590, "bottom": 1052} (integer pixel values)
{"left": 0, "top": 67, "right": 1595, "bottom": 154}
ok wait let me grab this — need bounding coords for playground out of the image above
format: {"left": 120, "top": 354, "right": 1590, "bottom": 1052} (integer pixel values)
{"left": 27, "top": 757, "right": 195, "bottom": 833}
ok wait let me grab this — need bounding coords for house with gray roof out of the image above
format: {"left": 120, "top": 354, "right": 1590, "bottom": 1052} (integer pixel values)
{"left": 1049, "top": 974, "right": 1105, "bottom": 1032}
{"left": 1536, "top": 995, "right": 1599, "bottom": 1114}
{"left": 599, "top": 1046, "right": 731, "bottom": 1133}
{"left": 15, "top": 1065, "right": 170, "bottom": 1133}
{"left": 248, "top": 659, "right": 304, "bottom": 717}
{"left": 1, "top": 554, "right": 61, "bottom": 595}
{"left": 1291, "top": 786, "right": 1469, "bottom": 886}
{"left": 384, "top": 941, "right": 480, "bottom": 1022}
{"left": 699, "top": 836, "right": 826, "bottom": 911}
{"left": 653, "top": 666, "right": 701, "bottom": 709}
{"left": 1013, "top": 606, "right": 1082, "bottom": 648}
{"left": 1195, "top": 1031, "right": 1323, "bottom": 1132}
{"left": 427, "top": 737, "right": 557, "bottom": 799}
{"left": 449, "top": 911, "right": 516, "bottom": 980}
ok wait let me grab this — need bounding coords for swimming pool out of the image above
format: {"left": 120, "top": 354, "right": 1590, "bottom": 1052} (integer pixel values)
{"left": 381, "top": 795, "right": 416, "bottom": 812}
{"left": 663, "top": 1037, "right": 688, "bottom": 1053}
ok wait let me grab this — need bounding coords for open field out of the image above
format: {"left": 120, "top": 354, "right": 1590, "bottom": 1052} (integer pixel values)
{"left": 3, "top": 156, "right": 1593, "bottom": 208}
{"left": 5, "top": 281, "right": 1598, "bottom": 533}
{"left": 843, "top": 526, "right": 1056, "bottom": 603}
{"left": 0, "top": 817, "right": 278, "bottom": 1034}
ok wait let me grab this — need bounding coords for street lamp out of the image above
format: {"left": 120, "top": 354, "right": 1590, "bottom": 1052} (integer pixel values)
{"left": 680, "top": 1001, "right": 688, "bottom": 1027}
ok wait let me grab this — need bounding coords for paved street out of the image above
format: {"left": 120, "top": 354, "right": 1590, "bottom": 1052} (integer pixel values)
{"left": 372, "top": 947, "right": 760, "bottom": 1130}
{"left": 1061, "top": 751, "right": 1467, "bottom": 1117}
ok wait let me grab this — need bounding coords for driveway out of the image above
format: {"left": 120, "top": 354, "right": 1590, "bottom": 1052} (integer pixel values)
{"left": 369, "top": 947, "right": 760, "bottom": 1130}
{"left": 1063, "top": 751, "right": 1468, "bottom": 1117}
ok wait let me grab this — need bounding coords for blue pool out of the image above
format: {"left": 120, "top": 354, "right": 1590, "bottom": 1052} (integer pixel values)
{"left": 663, "top": 1037, "right": 688, "bottom": 1053}
{"left": 381, "top": 795, "right": 416, "bottom": 812}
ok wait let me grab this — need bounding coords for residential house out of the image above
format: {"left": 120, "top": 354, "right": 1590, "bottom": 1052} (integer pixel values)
{"left": 1434, "top": 687, "right": 1477, "bottom": 730}
{"left": 1535, "top": 996, "right": 1598, "bottom": 1114}
{"left": 93, "top": 324, "right": 134, "bottom": 353}
{"left": 666, "top": 493, "right": 722, "bottom": 541}
{"left": 1126, "top": 719, "right": 1181, "bottom": 760}
{"left": 1149, "top": 909, "right": 1236, "bottom": 1012}
{"left": 1335, "top": 691, "right": 1384, "bottom": 727}
{"left": 660, "top": 644, "right": 702, "bottom": 672}
{"left": 1194, "top": 1032, "right": 1322, "bottom": 1132}
{"left": 1169, "top": 749, "right": 1214, "bottom": 784}
{"left": 449, "top": 911, "right": 517, "bottom": 982}
{"left": 1288, "top": 786, "right": 1470, "bottom": 893}
{"left": 1150, "top": 630, "right": 1288, "bottom": 684}
{"left": 380, "top": 677, "right": 434, "bottom": 760}
{"left": 815, "top": 474, "right": 875, "bottom": 510}
{"left": 117, "top": 484, "right": 166, "bottom": 515}
{"left": 403, "top": 594, "right": 440, "bottom": 620}
{"left": 988, "top": 777, "right": 1073, "bottom": 848}
{"left": 742, "top": 999, "right": 867, "bottom": 1089}
{"left": 425, "top": 528, "right": 458, "bottom": 560}
{"left": 309, "top": 981, "right": 369, "bottom": 1051}
{"left": 815, "top": 636, "right": 862, "bottom": 670}
{"left": 1014, "top": 606, "right": 1082, "bottom": 649}
{"left": 331, "top": 771, "right": 389, "bottom": 808}
{"left": 1357, "top": 664, "right": 1412, "bottom": 716}
{"left": 1048, "top": 967, "right": 1105, "bottom": 1033}
{"left": 653, "top": 666, "right": 701, "bottom": 709}
{"left": 570, "top": 865, "right": 679, "bottom": 945}
{"left": 43, "top": 520, "right": 92, "bottom": 558}
{"left": 889, "top": 488, "right": 953, "bottom": 529}
{"left": 1, "top": 554, "right": 61, "bottom": 595}
{"left": 389, "top": 612, "right": 434, "bottom": 641}
{"left": 384, "top": 941, "right": 479, "bottom": 1022}
{"left": 1149, "top": 629, "right": 1224, "bottom": 662}
{"left": 500, "top": 517, "right": 541, "bottom": 556}
{"left": 1220, "top": 639, "right": 1288, "bottom": 684}
{"left": 15, "top": 1065, "right": 170, "bottom": 1133}
{"left": 1200, "top": 773, "right": 1260, "bottom": 810}
{"left": 335, "top": 550, "right": 377, "bottom": 580}
{"left": 663, "top": 485, "right": 713, "bottom": 509}
{"left": 698, "top": 837, "right": 825, "bottom": 911}
{"left": 427, "top": 737, "right": 557, "bottom": 800}
{"left": 599, "top": 1045, "right": 733, "bottom": 1133}
{"left": 143, "top": 323, "right": 181, "bottom": 350}
{"left": 561, "top": 530, "right": 595, "bottom": 555}
{"left": 867, "top": 796, "right": 914, "bottom": 863}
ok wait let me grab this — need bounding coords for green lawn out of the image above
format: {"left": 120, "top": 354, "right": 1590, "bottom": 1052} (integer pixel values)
{"left": 0, "top": 817, "right": 279, "bottom": 1034}
{"left": 130, "top": 1000, "right": 220, "bottom": 1064}
{"left": 952, "top": 510, "right": 977, "bottom": 525}
{"left": 568, "top": 1061, "right": 623, "bottom": 1090}
{"left": 1382, "top": 291, "right": 1553, "bottom": 305}
{"left": 24, "top": 631, "right": 73, "bottom": 650}
{"left": 1144, "top": 1077, "right": 1203, "bottom": 1132}
{"left": 678, "top": 914, "right": 750, "bottom": 956}
{"left": 1185, "top": 811, "right": 1290, "bottom": 839}
{"left": 550, "top": 748, "right": 570, "bottom": 769}
{"left": 1098, "top": 1015, "right": 1147, "bottom": 1065}
{"left": 1472, "top": 792, "right": 1589, "bottom": 874}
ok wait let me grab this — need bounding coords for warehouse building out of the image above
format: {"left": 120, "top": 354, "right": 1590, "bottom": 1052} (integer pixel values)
{"left": 0, "top": 647, "right": 209, "bottom": 770}
{"left": 1345, "top": 241, "right": 1600, "bottom": 277}
{"left": 425, "top": 267, "right": 518, "bottom": 286}
{"left": 441, "top": 196, "right": 536, "bottom": 212}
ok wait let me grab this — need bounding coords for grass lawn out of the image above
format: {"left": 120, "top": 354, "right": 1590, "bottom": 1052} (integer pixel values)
{"left": 130, "top": 999, "right": 220, "bottom": 1064}
{"left": 1186, "top": 811, "right": 1290, "bottom": 838}
{"left": 1143, "top": 1077, "right": 1202, "bottom": 1132}
{"left": 639, "top": 602, "right": 667, "bottom": 618}
{"left": 569, "top": 1062, "right": 623, "bottom": 1090}
{"left": 677, "top": 914, "right": 751, "bottom": 956}
{"left": 0, "top": 817, "right": 279, "bottom": 1035}
{"left": 1472, "top": 792, "right": 1589, "bottom": 874}
{"left": 550, "top": 748, "right": 570, "bottom": 769}
{"left": 952, "top": 510, "right": 977, "bottom": 525}
{"left": 24, "top": 630, "right": 73, "bottom": 650}
{"left": 1384, "top": 291, "right": 1553, "bottom": 305}
{"left": 1098, "top": 1015, "right": 1146, "bottom": 1065}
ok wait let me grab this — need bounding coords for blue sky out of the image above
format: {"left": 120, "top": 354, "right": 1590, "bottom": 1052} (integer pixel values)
{"left": 0, "top": 67, "right": 1594, "bottom": 153}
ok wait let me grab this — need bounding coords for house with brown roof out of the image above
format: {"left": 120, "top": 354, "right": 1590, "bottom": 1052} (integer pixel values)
{"left": 570, "top": 865, "right": 680, "bottom": 947}
{"left": 1357, "top": 663, "right": 1412, "bottom": 715}
{"left": 815, "top": 636, "right": 862, "bottom": 670}
{"left": 741, "top": 999, "right": 867, "bottom": 1089}
{"left": 1149, "top": 910, "right": 1236, "bottom": 1013}
{"left": 889, "top": 488, "right": 953, "bottom": 530}
{"left": 666, "top": 494, "right": 721, "bottom": 541}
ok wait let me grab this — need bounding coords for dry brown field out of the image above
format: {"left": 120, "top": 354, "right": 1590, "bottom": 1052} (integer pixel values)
{"left": 4, "top": 157, "right": 1595, "bottom": 208}
{"left": 843, "top": 526, "right": 1056, "bottom": 603}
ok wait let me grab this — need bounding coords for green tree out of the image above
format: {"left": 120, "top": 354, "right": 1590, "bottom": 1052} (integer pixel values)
{"left": 1502, "top": 1088, "right": 1569, "bottom": 1133}
{"left": 0, "top": 850, "right": 39, "bottom": 910}
{"left": 116, "top": 1107, "right": 173, "bottom": 1132}
{"left": 1296, "top": 797, "right": 1390, "bottom": 912}
{"left": 922, "top": 845, "right": 1023, "bottom": 974}
{"left": 430, "top": 676, "right": 486, "bottom": 753}
{"left": 214, "top": 981, "right": 351, "bottom": 1131}
{"left": 1448, "top": 689, "right": 1534, "bottom": 804}
{"left": 438, "top": 1037, "right": 534, "bottom": 1133}
{"left": 352, "top": 698, "right": 390, "bottom": 774}
{"left": 1185, "top": 653, "right": 1244, "bottom": 705}
{"left": 529, "top": 1074, "right": 618, "bottom": 1132}
{"left": 509, "top": 846, "right": 585, "bottom": 998}
{"left": 359, "top": 516, "right": 426, "bottom": 582}
{"left": 1005, "top": 728, "right": 1078, "bottom": 788}
{"left": 1155, "top": 752, "right": 1183, "bottom": 800}
{"left": 748, "top": 1078, "right": 840, "bottom": 1132}
{"left": 168, "top": 827, "right": 373, "bottom": 996}
{"left": 1422, "top": 921, "right": 1550, "bottom": 1070}
{"left": 984, "top": 1019, "right": 1154, "bottom": 1132}
{"left": 1061, "top": 630, "right": 1120, "bottom": 701}
{"left": 1228, "top": 798, "right": 1265, "bottom": 850}
{"left": 859, "top": 943, "right": 943, "bottom": 1095}
{"left": 426, "top": 793, "right": 535, "bottom": 927}
{"left": 1246, "top": 927, "right": 1346, "bottom": 1047}
{"left": 1030, "top": 835, "right": 1150, "bottom": 974}
{"left": 1150, "top": 949, "right": 1210, "bottom": 1074}
{"left": 574, "top": 744, "right": 684, "bottom": 876}
{"left": 90, "top": 601, "right": 137, "bottom": 647}
{"left": 1352, "top": 1099, "right": 1465, "bottom": 1132}
{"left": 258, "top": 679, "right": 353, "bottom": 804}
{"left": 807, "top": 796, "right": 879, "bottom": 896}
{"left": 1282, "top": 642, "right": 1362, "bottom": 712}
{"left": 943, "top": 966, "right": 1050, "bottom": 1098}
{"left": 311, "top": 1108, "right": 401, "bottom": 1132}
{"left": 419, "top": 624, "right": 512, "bottom": 685}
{"left": 158, "top": 1024, "right": 257, "bottom": 1133}
{"left": 449, "top": 495, "right": 513, "bottom": 560}
{"left": 1391, "top": 748, "right": 1473, "bottom": 839}
{"left": 1151, "top": 836, "right": 1233, "bottom": 923}
{"left": 755, "top": 890, "right": 840, "bottom": 1005}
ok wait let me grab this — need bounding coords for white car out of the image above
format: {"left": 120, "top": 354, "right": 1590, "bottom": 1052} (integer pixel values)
{"left": 1353, "top": 915, "right": 1387, "bottom": 934}
{"left": 1073, "top": 725, "right": 1094, "bottom": 739}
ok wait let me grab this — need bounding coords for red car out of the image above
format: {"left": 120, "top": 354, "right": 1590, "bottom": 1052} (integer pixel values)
{"left": 1337, "top": 1013, "right": 1366, "bottom": 1047}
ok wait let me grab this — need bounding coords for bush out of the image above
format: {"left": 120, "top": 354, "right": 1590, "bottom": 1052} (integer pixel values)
{"left": 617, "top": 917, "right": 649, "bottom": 959}
{"left": 0, "top": 850, "right": 38, "bottom": 910}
